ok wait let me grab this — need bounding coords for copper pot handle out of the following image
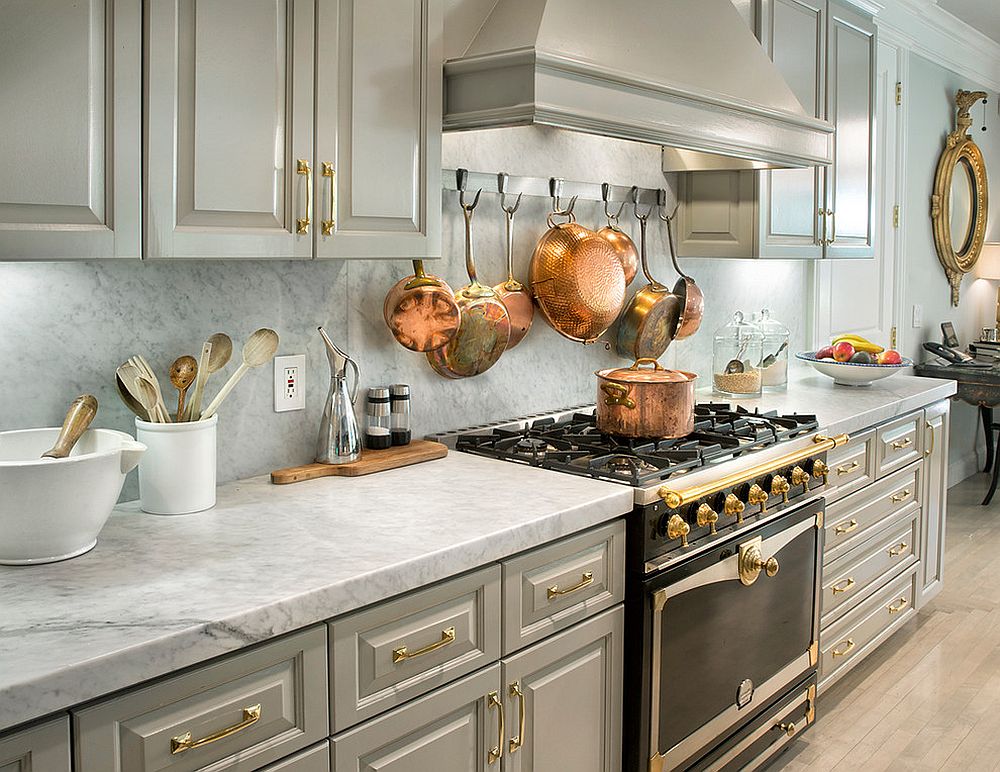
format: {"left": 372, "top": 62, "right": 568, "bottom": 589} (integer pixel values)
{"left": 601, "top": 382, "right": 635, "bottom": 409}
{"left": 631, "top": 358, "right": 664, "bottom": 371}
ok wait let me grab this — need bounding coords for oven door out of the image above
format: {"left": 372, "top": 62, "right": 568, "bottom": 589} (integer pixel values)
{"left": 646, "top": 498, "right": 822, "bottom": 772}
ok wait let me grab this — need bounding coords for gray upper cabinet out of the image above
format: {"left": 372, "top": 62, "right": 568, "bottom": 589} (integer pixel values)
{"left": 0, "top": 0, "right": 140, "bottom": 260}
{"left": 315, "top": 0, "right": 442, "bottom": 259}
{"left": 674, "top": 0, "right": 875, "bottom": 259}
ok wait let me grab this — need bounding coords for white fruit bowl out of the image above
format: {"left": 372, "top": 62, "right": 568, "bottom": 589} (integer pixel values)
{"left": 796, "top": 352, "right": 912, "bottom": 386}
{"left": 0, "top": 428, "right": 145, "bottom": 565}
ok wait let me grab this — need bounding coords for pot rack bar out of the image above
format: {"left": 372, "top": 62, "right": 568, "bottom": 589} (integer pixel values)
{"left": 442, "top": 168, "right": 665, "bottom": 208}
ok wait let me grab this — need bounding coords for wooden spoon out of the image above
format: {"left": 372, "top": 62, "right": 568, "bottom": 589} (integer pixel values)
{"left": 185, "top": 332, "right": 232, "bottom": 420}
{"left": 133, "top": 377, "right": 162, "bottom": 424}
{"left": 116, "top": 372, "right": 148, "bottom": 420}
{"left": 41, "top": 395, "right": 98, "bottom": 459}
{"left": 130, "top": 355, "right": 171, "bottom": 422}
{"left": 201, "top": 328, "right": 279, "bottom": 420}
{"left": 118, "top": 361, "right": 161, "bottom": 422}
{"left": 169, "top": 355, "right": 198, "bottom": 422}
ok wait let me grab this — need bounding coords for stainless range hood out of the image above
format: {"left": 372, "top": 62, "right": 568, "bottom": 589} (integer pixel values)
{"left": 443, "top": 0, "right": 834, "bottom": 170}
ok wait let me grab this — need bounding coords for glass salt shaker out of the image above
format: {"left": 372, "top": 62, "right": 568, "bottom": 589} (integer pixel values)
{"left": 390, "top": 384, "right": 411, "bottom": 446}
{"left": 364, "top": 387, "right": 392, "bottom": 450}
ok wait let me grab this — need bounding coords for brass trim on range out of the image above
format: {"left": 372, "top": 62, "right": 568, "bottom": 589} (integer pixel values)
{"left": 807, "top": 684, "right": 817, "bottom": 723}
{"left": 392, "top": 626, "right": 456, "bottom": 664}
{"left": 809, "top": 640, "right": 818, "bottom": 666}
{"left": 170, "top": 703, "right": 261, "bottom": 754}
{"left": 547, "top": 571, "right": 594, "bottom": 599}
{"left": 657, "top": 434, "right": 849, "bottom": 508}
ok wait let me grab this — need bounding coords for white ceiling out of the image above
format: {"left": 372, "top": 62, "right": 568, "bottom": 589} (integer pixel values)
{"left": 938, "top": 0, "right": 1000, "bottom": 44}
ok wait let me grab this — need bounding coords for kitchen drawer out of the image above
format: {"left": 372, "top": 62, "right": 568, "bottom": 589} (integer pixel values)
{"left": 824, "top": 463, "right": 920, "bottom": 565}
{"left": 821, "top": 510, "right": 917, "bottom": 626}
{"left": 330, "top": 565, "right": 500, "bottom": 733}
{"left": 0, "top": 715, "right": 71, "bottom": 772}
{"left": 259, "top": 741, "right": 330, "bottom": 771}
{"left": 819, "top": 567, "right": 917, "bottom": 692}
{"left": 74, "top": 626, "right": 328, "bottom": 772}
{"left": 502, "top": 519, "right": 625, "bottom": 654}
{"left": 824, "top": 429, "right": 875, "bottom": 503}
{"left": 875, "top": 411, "right": 923, "bottom": 478}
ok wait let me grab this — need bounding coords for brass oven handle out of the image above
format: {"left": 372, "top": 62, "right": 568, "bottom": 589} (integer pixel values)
{"left": 170, "top": 703, "right": 261, "bottom": 754}
{"left": 837, "top": 460, "right": 860, "bottom": 476}
{"left": 831, "top": 638, "right": 855, "bottom": 658}
{"left": 658, "top": 434, "right": 849, "bottom": 508}
{"left": 392, "top": 626, "right": 456, "bottom": 664}
{"left": 888, "top": 542, "right": 909, "bottom": 557}
{"left": 891, "top": 437, "right": 913, "bottom": 450}
{"left": 488, "top": 691, "right": 504, "bottom": 764}
{"left": 509, "top": 681, "right": 525, "bottom": 753}
{"left": 834, "top": 519, "right": 858, "bottom": 536}
{"left": 926, "top": 421, "right": 935, "bottom": 457}
{"left": 831, "top": 577, "right": 856, "bottom": 595}
{"left": 321, "top": 162, "right": 335, "bottom": 236}
{"left": 547, "top": 571, "right": 594, "bottom": 600}
{"left": 888, "top": 597, "right": 909, "bottom": 614}
{"left": 296, "top": 159, "right": 312, "bottom": 234}
{"left": 890, "top": 489, "right": 911, "bottom": 504}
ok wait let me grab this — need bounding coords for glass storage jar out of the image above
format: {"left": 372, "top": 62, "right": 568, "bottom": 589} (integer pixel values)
{"left": 755, "top": 308, "right": 790, "bottom": 391}
{"left": 713, "top": 311, "right": 764, "bottom": 397}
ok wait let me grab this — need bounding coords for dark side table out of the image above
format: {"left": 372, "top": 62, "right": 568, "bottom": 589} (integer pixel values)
{"left": 914, "top": 361, "right": 1000, "bottom": 504}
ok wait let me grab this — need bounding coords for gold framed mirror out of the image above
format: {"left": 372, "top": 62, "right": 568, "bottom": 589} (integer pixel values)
{"left": 932, "top": 89, "right": 989, "bottom": 306}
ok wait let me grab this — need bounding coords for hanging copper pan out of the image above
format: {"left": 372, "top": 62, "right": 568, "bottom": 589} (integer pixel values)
{"left": 491, "top": 173, "right": 533, "bottom": 349}
{"left": 427, "top": 187, "right": 511, "bottom": 379}
{"left": 596, "top": 182, "right": 639, "bottom": 285}
{"left": 383, "top": 260, "right": 461, "bottom": 352}
{"left": 662, "top": 201, "right": 704, "bottom": 340}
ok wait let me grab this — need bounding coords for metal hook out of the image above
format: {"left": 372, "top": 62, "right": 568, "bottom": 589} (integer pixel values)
{"left": 498, "top": 172, "right": 522, "bottom": 216}
{"left": 631, "top": 186, "right": 653, "bottom": 221}
{"left": 547, "top": 178, "right": 577, "bottom": 215}
{"left": 656, "top": 188, "right": 678, "bottom": 222}
{"left": 601, "top": 182, "right": 626, "bottom": 224}
{"left": 456, "top": 168, "right": 482, "bottom": 211}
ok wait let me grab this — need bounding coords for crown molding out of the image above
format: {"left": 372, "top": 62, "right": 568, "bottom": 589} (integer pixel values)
{"left": 877, "top": 0, "right": 1000, "bottom": 91}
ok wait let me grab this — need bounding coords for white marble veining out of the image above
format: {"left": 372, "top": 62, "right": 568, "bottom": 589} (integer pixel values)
{"left": 0, "top": 452, "right": 633, "bottom": 733}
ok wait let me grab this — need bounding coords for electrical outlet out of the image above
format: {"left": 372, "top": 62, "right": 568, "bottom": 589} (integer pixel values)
{"left": 911, "top": 304, "right": 923, "bottom": 328}
{"left": 274, "top": 354, "right": 306, "bottom": 412}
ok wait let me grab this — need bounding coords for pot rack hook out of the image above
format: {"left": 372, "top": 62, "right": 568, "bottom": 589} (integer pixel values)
{"left": 656, "top": 188, "right": 678, "bottom": 222}
{"left": 549, "top": 177, "right": 577, "bottom": 216}
{"left": 456, "top": 168, "right": 482, "bottom": 210}
{"left": 498, "top": 172, "right": 522, "bottom": 216}
{"left": 602, "top": 182, "right": 626, "bottom": 224}
{"left": 632, "top": 185, "right": 653, "bottom": 221}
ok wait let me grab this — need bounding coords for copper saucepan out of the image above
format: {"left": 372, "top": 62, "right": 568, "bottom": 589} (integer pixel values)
{"left": 383, "top": 260, "right": 461, "bottom": 352}
{"left": 491, "top": 173, "right": 533, "bottom": 349}
{"left": 596, "top": 182, "right": 639, "bottom": 285}
{"left": 661, "top": 200, "right": 704, "bottom": 340}
{"left": 595, "top": 358, "right": 697, "bottom": 439}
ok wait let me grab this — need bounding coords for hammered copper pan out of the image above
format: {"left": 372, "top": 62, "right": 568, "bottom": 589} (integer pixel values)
{"left": 383, "top": 260, "right": 461, "bottom": 352}
{"left": 597, "top": 183, "right": 639, "bottom": 284}
{"left": 662, "top": 203, "right": 704, "bottom": 340}
{"left": 491, "top": 173, "right": 532, "bottom": 349}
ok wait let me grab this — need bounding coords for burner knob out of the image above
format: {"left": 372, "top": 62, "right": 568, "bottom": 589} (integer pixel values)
{"left": 811, "top": 459, "right": 830, "bottom": 485}
{"left": 748, "top": 483, "right": 769, "bottom": 514}
{"left": 666, "top": 514, "right": 690, "bottom": 548}
{"left": 696, "top": 503, "right": 719, "bottom": 535}
{"left": 790, "top": 465, "right": 810, "bottom": 488}
{"left": 771, "top": 475, "right": 790, "bottom": 503}
{"left": 723, "top": 493, "right": 746, "bottom": 524}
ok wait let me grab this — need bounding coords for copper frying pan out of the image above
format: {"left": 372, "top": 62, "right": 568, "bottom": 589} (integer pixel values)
{"left": 427, "top": 184, "right": 511, "bottom": 378}
{"left": 596, "top": 182, "right": 639, "bottom": 285}
{"left": 491, "top": 173, "right": 533, "bottom": 349}
{"left": 661, "top": 198, "right": 704, "bottom": 340}
{"left": 383, "top": 260, "right": 461, "bottom": 352}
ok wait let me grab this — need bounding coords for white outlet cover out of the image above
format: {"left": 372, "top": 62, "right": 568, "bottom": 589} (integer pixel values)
{"left": 274, "top": 354, "right": 306, "bottom": 412}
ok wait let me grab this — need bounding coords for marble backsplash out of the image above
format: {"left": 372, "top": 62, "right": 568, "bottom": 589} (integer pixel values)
{"left": 0, "top": 128, "right": 810, "bottom": 497}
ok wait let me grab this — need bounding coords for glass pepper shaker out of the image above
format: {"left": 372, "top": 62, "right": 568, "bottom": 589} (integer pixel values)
{"left": 364, "top": 387, "right": 392, "bottom": 450}
{"left": 390, "top": 384, "right": 411, "bottom": 446}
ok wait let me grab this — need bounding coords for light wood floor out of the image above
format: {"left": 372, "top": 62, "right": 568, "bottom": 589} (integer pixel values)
{"left": 770, "top": 473, "right": 1000, "bottom": 771}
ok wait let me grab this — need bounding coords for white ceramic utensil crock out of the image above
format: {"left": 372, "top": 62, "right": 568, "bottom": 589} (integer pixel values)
{"left": 136, "top": 415, "right": 217, "bottom": 515}
{"left": 0, "top": 428, "right": 145, "bottom": 565}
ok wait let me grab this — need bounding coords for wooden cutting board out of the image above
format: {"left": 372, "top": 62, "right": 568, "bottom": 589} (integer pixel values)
{"left": 270, "top": 440, "right": 447, "bottom": 484}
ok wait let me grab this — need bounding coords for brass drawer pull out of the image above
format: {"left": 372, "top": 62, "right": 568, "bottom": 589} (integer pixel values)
{"left": 296, "top": 159, "right": 312, "bottom": 234}
{"left": 488, "top": 691, "right": 504, "bottom": 764}
{"left": 831, "top": 577, "right": 856, "bottom": 595}
{"left": 888, "top": 597, "right": 909, "bottom": 614}
{"left": 170, "top": 703, "right": 261, "bottom": 755}
{"left": 775, "top": 720, "right": 798, "bottom": 737}
{"left": 888, "top": 542, "right": 909, "bottom": 557}
{"left": 890, "top": 436, "right": 913, "bottom": 451}
{"left": 836, "top": 460, "right": 860, "bottom": 476}
{"left": 925, "top": 421, "right": 935, "bottom": 457}
{"left": 509, "top": 681, "right": 526, "bottom": 753}
{"left": 890, "top": 489, "right": 911, "bottom": 504}
{"left": 834, "top": 519, "right": 858, "bottom": 536}
{"left": 547, "top": 571, "right": 594, "bottom": 600}
{"left": 321, "top": 162, "right": 336, "bottom": 236}
{"left": 392, "top": 626, "right": 456, "bottom": 664}
{"left": 831, "top": 638, "right": 855, "bottom": 658}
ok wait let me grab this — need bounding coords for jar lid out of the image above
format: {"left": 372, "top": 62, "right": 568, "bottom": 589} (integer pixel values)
{"left": 715, "top": 310, "right": 764, "bottom": 341}
{"left": 596, "top": 358, "right": 698, "bottom": 384}
{"left": 756, "top": 308, "right": 789, "bottom": 336}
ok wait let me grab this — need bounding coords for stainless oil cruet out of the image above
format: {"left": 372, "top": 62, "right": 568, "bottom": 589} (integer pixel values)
{"left": 316, "top": 326, "right": 361, "bottom": 464}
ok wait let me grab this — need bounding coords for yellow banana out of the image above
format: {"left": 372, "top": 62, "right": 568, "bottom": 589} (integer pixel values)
{"left": 832, "top": 334, "right": 883, "bottom": 354}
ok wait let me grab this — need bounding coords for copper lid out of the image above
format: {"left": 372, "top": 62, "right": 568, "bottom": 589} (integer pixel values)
{"left": 596, "top": 358, "right": 698, "bottom": 384}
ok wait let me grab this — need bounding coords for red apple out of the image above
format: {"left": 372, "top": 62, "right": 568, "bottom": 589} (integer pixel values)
{"left": 815, "top": 345, "right": 835, "bottom": 360}
{"left": 832, "top": 341, "right": 855, "bottom": 362}
{"left": 878, "top": 349, "right": 902, "bottom": 365}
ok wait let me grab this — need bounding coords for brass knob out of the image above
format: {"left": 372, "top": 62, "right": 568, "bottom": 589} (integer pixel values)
{"left": 723, "top": 493, "right": 746, "bottom": 524}
{"left": 748, "top": 483, "right": 768, "bottom": 514}
{"left": 771, "top": 475, "right": 790, "bottom": 503}
{"left": 812, "top": 459, "right": 830, "bottom": 484}
{"left": 776, "top": 721, "right": 797, "bottom": 737}
{"left": 666, "top": 514, "right": 690, "bottom": 548}
{"left": 696, "top": 503, "right": 719, "bottom": 535}
{"left": 790, "top": 465, "right": 810, "bottom": 487}
{"left": 761, "top": 556, "right": 779, "bottom": 576}
{"left": 738, "top": 540, "right": 780, "bottom": 585}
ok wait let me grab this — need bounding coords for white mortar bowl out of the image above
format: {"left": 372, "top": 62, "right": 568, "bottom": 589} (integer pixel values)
{"left": 0, "top": 428, "right": 145, "bottom": 565}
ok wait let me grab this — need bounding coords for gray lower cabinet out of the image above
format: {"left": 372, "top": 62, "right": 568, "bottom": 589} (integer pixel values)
{"left": 0, "top": 715, "right": 70, "bottom": 772}
{"left": 919, "top": 400, "right": 950, "bottom": 607}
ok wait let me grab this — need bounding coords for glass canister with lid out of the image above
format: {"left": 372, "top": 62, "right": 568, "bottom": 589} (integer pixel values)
{"left": 755, "top": 308, "right": 790, "bottom": 390}
{"left": 713, "top": 311, "right": 764, "bottom": 397}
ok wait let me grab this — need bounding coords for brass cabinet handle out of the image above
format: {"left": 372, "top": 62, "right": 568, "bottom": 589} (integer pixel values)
{"left": 818, "top": 207, "right": 828, "bottom": 245}
{"left": 828, "top": 208, "right": 836, "bottom": 244}
{"left": 834, "top": 518, "right": 858, "bottom": 536}
{"left": 776, "top": 721, "right": 798, "bottom": 737}
{"left": 296, "top": 159, "right": 312, "bottom": 234}
{"left": 891, "top": 436, "right": 913, "bottom": 450}
{"left": 392, "top": 626, "right": 456, "bottom": 664}
{"left": 888, "top": 542, "right": 909, "bottom": 557}
{"left": 509, "top": 681, "right": 525, "bottom": 753}
{"left": 831, "top": 577, "right": 856, "bottom": 595}
{"left": 925, "top": 421, "right": 935, "bottom": 457}
{"left": 888, "top": 597, "right": 909, "bottom": 615}
{"left": 837, "top": 460, "right": 860, "bottom": 476}
{"left": 488, "top": 691, "right": 504, "bottom": 764}
{"left": 547, "top": 571, "right": 594, "bottom": 600}
{"left": 170, "top": 703, "right": 261, "bottom": 754}
{"left": 321, "top": 162, "right": 335, "bottom": 236}
{"left": 831, "top": 638, "right": 856, "bottom": 658}
{"left": 890, "top": 489, "right": 911, "bottom": 504}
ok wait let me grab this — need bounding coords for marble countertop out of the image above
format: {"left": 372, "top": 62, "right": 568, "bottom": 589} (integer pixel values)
{"left": 0, "top": 452, "right": 633, "bottom": 733}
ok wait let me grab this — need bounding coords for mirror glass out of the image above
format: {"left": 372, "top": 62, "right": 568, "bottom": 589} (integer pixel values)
{"left": 950, "top": 157, "right": 976, "bottom": 253}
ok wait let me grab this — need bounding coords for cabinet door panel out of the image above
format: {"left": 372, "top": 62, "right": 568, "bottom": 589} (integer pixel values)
{"left": 919, "top": 401, "right": 949, "bottom": 607}
{"left": 0, "top": 0, "right": 139, "bottom": 259}
{"left": 825, "top": 1, "right": 876, "bottom": 258}
{"left": 316, "top": 0, "right": 442, "bottom": 258}
{"left": 146, "top": 0, "right": 314, "bottom": 258}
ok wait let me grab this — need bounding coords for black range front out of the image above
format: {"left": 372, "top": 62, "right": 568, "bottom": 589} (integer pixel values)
{"left": 625, "top": 498, "right": 822, "bottom": 772}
